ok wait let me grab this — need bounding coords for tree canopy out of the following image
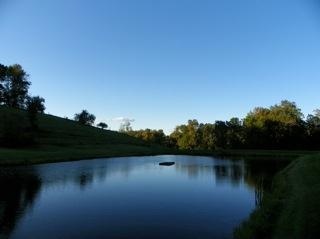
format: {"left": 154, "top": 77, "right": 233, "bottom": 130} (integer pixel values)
{"left": 97, "top": 122, "right": 108, "bottom": 130}
{"left": 127, "top": 101, "right": 320, "bottom": 150}
{"left": 74, "top": 110, "right": 96, "bottom": 126}
{"left": 0, "top": 64, "right": 31, "bottom": 108}
{"left": 0, "top": 63, "right": 45, "bottom": 146}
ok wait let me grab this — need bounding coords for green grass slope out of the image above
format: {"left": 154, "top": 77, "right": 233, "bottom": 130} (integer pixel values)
{"left": 234, "top": 154, "right": 320, "bottom": 239}
{"left": 0, "top": 107, "right": 173, "bottom": 165}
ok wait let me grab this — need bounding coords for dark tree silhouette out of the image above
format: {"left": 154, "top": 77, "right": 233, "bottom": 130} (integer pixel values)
{"left": 0, "top": 64, "right": 7, "bottom": 104}
{"left": 74, "top": 110, "right": 96, "bottom": 126}
{"left": 2, "top": 64, "right": 31, "bottom": 108}
{"left": 97, "top": 122, "right": 108, "bottom": 130}
{"left": 127, "top": 128, "right": 167, "bottom": 145}
{"left": 165, "top": 100, "right": 319, "bottom": 150}
{"left": 26, "top": 96, "right": 46, "bottom": 129}
{"left": 26, "top": 96, "right": 45, "bottom": 114}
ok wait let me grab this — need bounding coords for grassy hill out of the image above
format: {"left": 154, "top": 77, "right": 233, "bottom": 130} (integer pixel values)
{"left": 234, "top": 153, "right": 320, "bottom": 239}
{"left": 0, "top": 107, "right": 173, "bottom": 165}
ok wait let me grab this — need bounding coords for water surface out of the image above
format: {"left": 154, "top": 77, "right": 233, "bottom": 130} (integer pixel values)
{"left": 0, "top": 155, "right": 287, "bottom": 239}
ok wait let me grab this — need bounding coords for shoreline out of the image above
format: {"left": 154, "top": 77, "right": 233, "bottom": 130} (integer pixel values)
{"left": 1, "top": 145, "right": 319, "bottom": 238}
{"left": 0, "top": 146, "right": 317, "bottom": 166}
{"left": 234, "top": 153, "right": 320, "bottom": 239}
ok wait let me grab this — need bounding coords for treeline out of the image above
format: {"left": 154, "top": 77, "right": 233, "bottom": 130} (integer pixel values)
{"left": 0, "top": 63, "right": 111, "bottom": 147}
{"left": 128, "top": 101, "right": 320, "bottom": 150}
{"left": 126, "top": 129, "right": 171, "bottom": 146}
{"left": 0, "top": 64, "right": 45, "bottom": 112}
{"left": 2, "top": 63, "right": 319, "bottom": 150}
{"left": 0, "top": 64, "right": 45, "bottom": 146}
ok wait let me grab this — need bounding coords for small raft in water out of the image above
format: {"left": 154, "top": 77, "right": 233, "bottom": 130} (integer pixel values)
{"left": 159, "top": 162, "right": 175, "bottom": 166}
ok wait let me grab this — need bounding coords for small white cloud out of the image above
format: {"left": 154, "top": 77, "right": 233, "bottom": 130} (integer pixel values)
{"left": 112, "top": 117, "right": 135, "bottom": 123}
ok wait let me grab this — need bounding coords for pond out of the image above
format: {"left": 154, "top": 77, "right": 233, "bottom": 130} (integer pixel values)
{"left": 0, "top": 155, "right": 289, "bottom": 239}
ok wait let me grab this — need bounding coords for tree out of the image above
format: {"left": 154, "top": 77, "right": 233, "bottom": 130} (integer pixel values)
{"left": 306, "top": 110, "right": 320, "bottom": 149}
{"left": 0, "top": 64, "right": 7, "bottom": 104}
{"left": 213, "top": 120, "right": 228, "bottom": 149}
{"left": 313, "top": 109, "right": 320, "bottom": 119}
{"left": 2, "top": 64, "right": 31, "bottom": 108}
{"left": 26, "top": 96, "right": 45, "bottom": 113}
{"left": 97, "top": 122, "right": 108, "bottom": 130}
{"left": 74, "top": 110, "right": 96, "bottom": 126}
{"left": 243, "top": 100, "right": 305, "bottom": 149}
{"left": 119, "top": 121, "right": 132, "bottom": 132}
{"left": 26, "top": 96, "right": 46, "bottom": 129}
{"left": 226, "top": 118, "right": 244, "bottom": 149}
{"left": 127, "top": 129, "right": 167, "bottom": 145}
{"left": 269, "top": 100, "right": 303, "bottom": 124}
{"left": 170, "top": 120, "right": 199, "bottom": 150}
{"left": 197, "top": 123, "right": 215, "bottom": 150}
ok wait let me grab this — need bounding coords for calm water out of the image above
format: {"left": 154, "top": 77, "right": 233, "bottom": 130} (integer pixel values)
{"left": 0, "top": 155, "right": 288, "bottom": 239}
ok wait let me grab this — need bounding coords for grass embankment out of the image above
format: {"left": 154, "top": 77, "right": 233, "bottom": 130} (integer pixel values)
{"left": 0, "top": 106, "right": 318, "bottom": 166}
{"left": 234, "top": 154, "right": 320, "bottom": 239}
{"left": 0, "top": 107, "right": 175, "bottom": 165}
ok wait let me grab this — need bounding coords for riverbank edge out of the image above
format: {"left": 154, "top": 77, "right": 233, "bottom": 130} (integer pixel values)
{"left": 0, "top": 145, "right": 318, "bottom": 166}
{"left": 234, "top": 153, "right": 320, "bottom": 239}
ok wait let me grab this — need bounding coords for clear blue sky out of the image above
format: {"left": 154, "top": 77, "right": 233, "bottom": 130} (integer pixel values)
{"left": 1, "top": 0, "right": 320, "bottom": 133}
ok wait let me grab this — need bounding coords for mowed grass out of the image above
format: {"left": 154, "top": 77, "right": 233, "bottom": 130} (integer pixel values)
{"left": 234, "top": 154, "right": 320, "bottom": 239}
{"left": 0, "top": 106, "right": 318, "bottom": 166}
{"left": 0, "top": 107, "right": 174, "bottom": 165}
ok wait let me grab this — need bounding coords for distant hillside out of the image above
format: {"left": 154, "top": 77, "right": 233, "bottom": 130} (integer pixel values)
{"left": 0, "top": 107, "right": 173, "bottom": 165}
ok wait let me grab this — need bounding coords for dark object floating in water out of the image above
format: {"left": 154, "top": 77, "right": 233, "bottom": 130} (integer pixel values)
{"left": 159, "top": 162, "right": 175, "bottom": 166}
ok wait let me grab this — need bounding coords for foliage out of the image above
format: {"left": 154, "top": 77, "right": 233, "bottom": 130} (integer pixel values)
{"left": 0, "top": 63, "right": 45, "bottom": 145}
{"left": 0, "top": 63, "right": 45, "bottom": 130}
{"left": 74, "top": 110, "right": 96, "bottom": 126}
{"left": 97, "top": 122, "right": 108, "bottom": 130}
{"left": 170, "top": 120, "right": 199, "bottom": 149}
{"left": 0, "top": 106, "right": 173, "bottom": 165}
{"left": 26, "top": 96, "right": 46, "bottom": 129}
{"left": 165, "top": 101, "right": 320, "bottom": 150}
{"left": 26, "top": 96, "right": 45, "bottom": 114}
{"left": 0, "top": 64, "right": 31, "bottom": 108}
{"left": 127, "top": 128, "right": 168, "bottom": 145}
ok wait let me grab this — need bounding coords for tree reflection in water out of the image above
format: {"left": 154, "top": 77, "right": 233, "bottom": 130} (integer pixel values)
{"left": 0, "top": 156, "right": 290, "bottom": 238}
{"left": 174, "top": 157, "right": 290, "bottom": 207}
{"left": 0, "top": 168, "right": 41, "bottom": 238}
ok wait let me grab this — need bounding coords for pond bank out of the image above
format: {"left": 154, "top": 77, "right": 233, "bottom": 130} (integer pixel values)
{"left": 234, "top": 154, "right": 320, "bottom": 239}
{"left": 0, "top": 147, "right": 316, "bottom": 166}
{"left": 0, "top": 145, "right": 178, "bottom": 166}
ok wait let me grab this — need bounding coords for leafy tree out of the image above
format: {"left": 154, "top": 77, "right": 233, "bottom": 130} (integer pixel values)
{"left": 197, "top": 123, "right": 215, "bottom": 150}
{"left": 127, "top": 129, "right": 167, "bottom": 145}
{"left": 26, "top": 96, "right": 45, "bottom": 113}
{"left": 226, "top": 118, "right": 244, "bottom": 148}
{"left": 74, "top": 110, "right": 96, "bottom": 126}
{"left": 2, "top": 64, "right": 31, "bottom": 108}
{"left": 213, "top": 121, "right": 228, "bottom": 149}
{"left": 166, "top": 100, "right": 313, "bottom": 150}
{"left": 269, "top": 100, "right": 303, "bottom": 124}
{"left": 97, "top": 122, "right": 108, "bottom": 130}
{"left": 26, "top": 96, "right": 46, "bottom": 129}
{"left": 170, "top": 120, "right": 199, "bottom": 150}
{"left": 306, "top": 110, "right": 320, "bottom": 149}
{"left": 243, "top": 101, "right": 305, "bottom": 149}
